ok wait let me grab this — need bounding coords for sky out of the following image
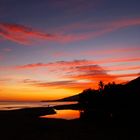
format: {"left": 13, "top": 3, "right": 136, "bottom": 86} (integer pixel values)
{"left": 0, "top": 0, "right": 140, "bottom": 101}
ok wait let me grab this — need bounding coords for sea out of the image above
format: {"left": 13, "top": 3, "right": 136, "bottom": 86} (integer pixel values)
{"left": 0, "top": 101, "right": 77, "bottom": 110}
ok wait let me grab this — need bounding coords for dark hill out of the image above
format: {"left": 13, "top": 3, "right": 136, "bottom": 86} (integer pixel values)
{"left": 126, "top": 76, "right": 140, "bottom": 87}
{"left": 41, "top": 76, "right": 140, "bottom": 102}
{"left": 56, "top": 94, "right": 80, "bottom": 101}
{"left": 41, "top": 94, "right": 80, "bottom": 102}
{"left": 57, "top": 76, "right": 140, "bottom": 101}
{"left": 125, "top": 76, "right": 140, "bottom": 93}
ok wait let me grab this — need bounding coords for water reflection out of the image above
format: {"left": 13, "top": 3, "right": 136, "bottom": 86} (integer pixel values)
{"left": 0, "top": 101, "right": 77, "bottom": 110}
{"left": 41, "top": 109, "right": 80, "bottom": 120}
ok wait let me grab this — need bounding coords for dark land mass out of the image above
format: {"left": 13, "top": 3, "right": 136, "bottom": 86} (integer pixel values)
{"left": 55, "top": 94, "right": 80, "bottom": 101}
{"left": 54, "top": 103, "right": 80, "bottom": 110}
{"left": 0, "top": 105, "right": 140, "bottom": 140}
{"left": 0, "top": 76, "right": 140, "bottom": 140}
{"left": 42, "top": 76, "right": 140, "bottom": 102}
{"left": 41, "top": 94, "right": 80, "bottom": 102}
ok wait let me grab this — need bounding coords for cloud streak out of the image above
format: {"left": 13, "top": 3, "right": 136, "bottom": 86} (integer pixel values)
{"left": 0, "top": 18, "right": 140, "bottom": 44}
{"left": 15, "top": 59, "right": 140, "bottom": 89}
{"left": 52, "top": 18, "right": 140, "bottom": 42}
{"left": 22, "top": 68, "right": 140, "bottom": 90}
{"left": 15, "top": 60, "right": 93, "bottom": 69}
{"left": 22, "top": 78, "right": 95, "bottom": 90}
{"left": 15, "top": 57, "right": 140, "bottom": 69}
{"left": 52, "top": 46, "right": 140, "bottom": 57}
{"left": 0, "top": 23, "right": 56, "bottom": 44}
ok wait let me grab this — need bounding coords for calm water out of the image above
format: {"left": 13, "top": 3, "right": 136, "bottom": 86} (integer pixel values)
{"left": 41, "top": 109, "right": 80, "bottom": 120}
{"left": 0, "top": 101, "right": 79, "bottom": 120}
{"left": 0, "top": 101, "right": 77, "bottom": 110}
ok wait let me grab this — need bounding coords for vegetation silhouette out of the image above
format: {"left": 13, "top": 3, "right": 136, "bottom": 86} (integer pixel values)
{"left": 78, "top": 76, "right": 140, "bottom": 126}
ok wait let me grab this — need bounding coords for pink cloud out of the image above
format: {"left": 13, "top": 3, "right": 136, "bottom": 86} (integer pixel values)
{"left": 52, "top": 46, "right": 140, "bottom": 58}
{"left": 98, "top": 57, "right": 140, "bottom": 64}
{"left": 25, "top": 71, "right": 139, "bottom": 90}
{"left": 22, "top": 78, "right": 95, "bottom": 90}
{"left": 15, "top": 63, "right": 48, "bottom": 69}
{"left": 15, "top": 60, "right": 93, "bottom": 69}
{"left": 105, "top": 65, "right": 140, "bottom": 72}
{"left": 0, "top": 18, "right": 140, "bottom": 44}
{"left": 68, "top": 72, "right": 139, "bottom": 83}
{"left": 51, "top": 18, "right": 140, "bottom": 43}
{"left": 0, "top": 23, "right": 56, "bottom": 44}
{"left": 67, "top": 64, "right": 140, "bottom": 82}
{"left": 14, "top": 59, "right": 140, "bottom": 86}
{"left": 15, "top": 58, "right": 140, "bottom": 90}
{"left": 15, "top": 57, "right": 140, "bottom": 70}
{"left": 74, "top": 65, "right": 140, "bottom": 72}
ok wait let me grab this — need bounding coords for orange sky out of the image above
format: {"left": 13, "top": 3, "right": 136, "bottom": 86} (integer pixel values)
{"left": 0, "top": 57, "right": 139, "bottom": 101}
{"left": 0, "top": 0, "right": 140, "bottom": 101}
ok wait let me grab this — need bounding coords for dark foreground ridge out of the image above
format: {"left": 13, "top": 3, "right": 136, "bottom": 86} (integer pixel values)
{"left": 0, "top": 105, "right": 140, "bottom": 140}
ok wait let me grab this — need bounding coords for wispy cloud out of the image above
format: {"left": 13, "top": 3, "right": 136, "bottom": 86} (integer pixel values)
{"left": 0, "top": 78, "right": 11, "bottom": 82}
{"left": 22, "top": 78, "right": 94, "bottom": 90}
{"left": 21, "top": 67, "right": 139, "bottom": 90}
{"left": 31, "top": 80, "right": 77, "bottom": 88}
{"left": 52, "top": 18, "right": 140, "bottom": 42}
{"left": 14, "top": 58, "right": 140, "bottom": 86}
{"left": 69, "top": 71, "right": 139, "bottom": 82}
{"left": 0, "top": 23, "right": 56, "bottom": 44}
{"left": 14, "top": 59, "right": 140, "bottom": 89}
{"left": 52, "top": 46, "right": 140, "bottom": 57}
{"left": 98, "top": 57, "right": 140, "bottom": 64}
{"left": 15, "top": 57, "right": 140, "bottom": 70}
{"left": 1, "top": 18, "right": 140, "bottom": 44}
{"left": 0, "top": 78, "right": 12, "bottom": 86}
{"left": 15, "top": 60, "right": 93, "bottom": 69}
{"left": 22, "top": 79, "right": 40, "bottom": 84}
{"left": 73, "top": 65, "right": 140, "bottom": 73}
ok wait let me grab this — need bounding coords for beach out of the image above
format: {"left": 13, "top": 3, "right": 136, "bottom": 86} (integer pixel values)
{"left": 0, "top": 104, "right": 139, "bottom": 140}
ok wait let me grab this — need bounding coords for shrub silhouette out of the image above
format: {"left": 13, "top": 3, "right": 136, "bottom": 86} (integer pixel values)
{"left": 78, "top": 76, "right": 140, "bottom": 124}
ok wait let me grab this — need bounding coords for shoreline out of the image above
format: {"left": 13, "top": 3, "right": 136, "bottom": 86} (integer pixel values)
{"left": 0, "top": 104, "right": 139, "bottom": 140}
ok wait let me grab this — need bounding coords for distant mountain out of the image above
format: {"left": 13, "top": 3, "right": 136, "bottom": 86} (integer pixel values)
{"left": 41, "top": 94, "right": 80, "bottom": 102}
{"left": 56, "top": 94, "right": 80, "bottom": 102}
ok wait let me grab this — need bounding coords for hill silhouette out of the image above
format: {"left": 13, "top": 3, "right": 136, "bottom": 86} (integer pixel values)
{"left": 77, "top": 76, "right": 140, "bottom": 124}
{"left": 126, "top": 76, "right": 140, "bottom": 86}
{"left": 42, "top": 76, "right": 140, "bottom": 125}
{"left": 125, "top": 76, "right": 140, "bottom": 93}
{"left": 57, "top": 76, "right": 140, "bottom": 102}
{"left": 41, "top": 93, "right": 80, "bottom": 102}
{"left": 56, "top": 94, "right": 80, "bottom": 101}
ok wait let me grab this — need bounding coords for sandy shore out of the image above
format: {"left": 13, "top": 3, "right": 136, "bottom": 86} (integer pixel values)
{"left": 0, "top": 105, "right": 139, "bottom": 140}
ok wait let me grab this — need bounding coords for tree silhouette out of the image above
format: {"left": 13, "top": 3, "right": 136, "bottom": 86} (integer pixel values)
{"left": 78, "top": 76, "right": 140, "bottom": 123}
{"left": 98, "top": 81, "right": 104, "bottom": 92}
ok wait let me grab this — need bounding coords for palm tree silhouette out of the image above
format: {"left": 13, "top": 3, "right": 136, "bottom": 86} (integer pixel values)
{"left": 98, "top": 81, "right": 104, "bottom": 92}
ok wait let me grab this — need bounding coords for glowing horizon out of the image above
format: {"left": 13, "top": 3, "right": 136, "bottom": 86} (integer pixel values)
{"left": 0, "top": 0, "right": 140, "bottom": 101}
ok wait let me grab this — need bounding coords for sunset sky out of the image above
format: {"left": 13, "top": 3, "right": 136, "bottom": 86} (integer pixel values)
{"left": 0, "top": 0, "right": 140, "bottom": 101}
